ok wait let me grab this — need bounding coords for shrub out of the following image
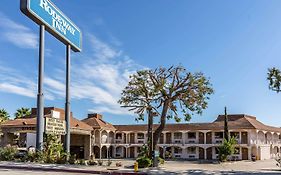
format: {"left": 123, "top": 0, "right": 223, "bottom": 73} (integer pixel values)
{"left": 158, "top": 157, "right": 165, "bottom": 165}
{"left": 107, "top": 159, "right": 112, "bottom": 166}
{"left": 69, "top": 154, "right": 77, "bottom": 164}
{"left": 275, "top": 153, "right": 281, "bottom": 167}
{"left": 136, "top": 156, "right": 152, "bottom": 168}
{"left": 0, "top": 146, "right": 18, "bottom": 161}
{"left": 78, "top": 159, "right": 87, "bottom": 165}
{"left": 218, "top": 137, "right": 237, "bottom": 162}
{"left": 88, "top": 160, "right": 97, "bottom": 166}
{"left": 116, "top": 161, "right": 122, "bottom": 167}
{"left": 97, "top": 159, "right": 103, "bottom": 166}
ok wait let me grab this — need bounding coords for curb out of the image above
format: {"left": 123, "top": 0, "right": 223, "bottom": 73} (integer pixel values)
{"left": 0, "top": 164, "right": 147, "bottom": 175}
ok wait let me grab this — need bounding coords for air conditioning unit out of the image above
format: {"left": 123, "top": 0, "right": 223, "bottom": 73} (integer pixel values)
{"left": 175, "top": 155, "right": 181, "bottom": 158}
{"left": 188, "top": 140, "right": 195, "bottom": 143}
{"left": 138, "top": 140, "right": 144, "bottom": 143}
{"left": 189, "top": 155, "right": 195, "bottom": 158}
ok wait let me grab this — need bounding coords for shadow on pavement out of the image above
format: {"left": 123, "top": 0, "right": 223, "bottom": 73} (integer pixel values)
{"left": 146, "top": 169, "right": 281, "bottom": 175}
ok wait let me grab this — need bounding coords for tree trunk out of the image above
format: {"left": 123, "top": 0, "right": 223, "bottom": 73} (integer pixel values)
{"left": 152, "top": 100, "right": 169, "bottom": 152}
{"left": 147, "top": 109, "right": 153, "bottom": 159}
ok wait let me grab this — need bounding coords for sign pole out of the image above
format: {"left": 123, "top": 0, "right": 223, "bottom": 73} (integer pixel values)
{"left": 64, "top": 44, "right": 71, "bottom": 157}
{"left": 36, "top": 24, "right": 45, "bottom": 151}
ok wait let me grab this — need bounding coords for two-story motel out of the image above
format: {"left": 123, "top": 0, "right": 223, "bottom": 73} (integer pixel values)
{"left": 1, "top": 107, "right": 281, "bottom": 161}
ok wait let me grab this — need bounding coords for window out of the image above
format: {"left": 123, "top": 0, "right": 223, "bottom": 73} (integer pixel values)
{"left": 137, "top": 133, "right": 144, "bottom": 139}
{"left": 115, "top": 133, "right": 122, "bottom": 139}
{"left": 234, "top": 147, "right": 240, "bottom": 154}
{"left": 230, "top": 132, "right": 239, "bottom": 139}
{"left": 188, "top": 132, "right": 196, "bottom": 139}
{"left": 215, "top": 132, "right": 223, "bottom": 139}
{"left": 187, "top": 147, "right": 196, "bottom": 154}
{"left": 174, "top": 147, "right": 182, "bottom": 154}
{"left": 174, "top": 132, "right": 182, "bottom": 139}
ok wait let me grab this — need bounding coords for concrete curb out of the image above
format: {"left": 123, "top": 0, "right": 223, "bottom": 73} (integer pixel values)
{"left": 0, "top": 164, "right": 147, "bottom": 175}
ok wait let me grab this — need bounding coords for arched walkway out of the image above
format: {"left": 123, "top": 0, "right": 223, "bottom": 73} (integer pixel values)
{"left": 101, "top": 146, "right": 107, "bottom": 158}
{"left": 93, "top": 145, "right": 100, "bottom": 159}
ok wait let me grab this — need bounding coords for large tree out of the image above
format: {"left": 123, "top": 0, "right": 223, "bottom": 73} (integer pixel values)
{"left": 119, "top": 65, "right": 214, "bottom": 152}
{"left": 14, "top": 107, "right": 31, "bottom": 119}
{"left": 268, "top": 67, "right": 281, "bottom": 93}
{"left": 0, "top": 108, "right": 10, "bottom": 124}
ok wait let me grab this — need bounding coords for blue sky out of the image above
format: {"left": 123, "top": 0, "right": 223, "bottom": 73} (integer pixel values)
{"left": 1, "top": 0, "right": 281, "bottom": 126}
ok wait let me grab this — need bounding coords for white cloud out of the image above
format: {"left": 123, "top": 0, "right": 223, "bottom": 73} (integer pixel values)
{"left": 0, "top": 31, "right": 144, "bottom": 115}
{"left": 0, "top": 13, "right": 38, "bottom": 49}
{"left": 89, "top": 34, "right": 122, "bottom": 60}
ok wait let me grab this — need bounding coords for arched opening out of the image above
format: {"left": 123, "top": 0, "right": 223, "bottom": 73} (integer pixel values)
{"left": 93, "top": 146, "right": 100, "bottom": 159}
{"left": 101, "top": 146, "right": 107, "bottom": 158}
{"left": 265, "top": 132, "right": 272, "bottom": 144}
{"left": 206, "top": 147, "right": 213, "bottom": 160}
{"left": 108, "top": 145, "right": 114, "bottom": 158}
{"left": 257, "top": 131, "right": 265, "bottom": 144}
{"left": 116, "top": 146, "right": 126, "bottom": 158}
{"left": 186, "top": 146, "right": 197, "bottom": 159}
{"left": 173, "top": 146, "right": 183, "bottom": 159}
{"left": 101, "top": 130, "right": 108, "bottom": 144}
{"left": 128, "top": 147, "right": 135, "bottom": 158}
{"left": 251, "top": 146, "right": 257, "bottom": 160}
{"left": 165, "top": 146, "right": 172, "bottom": 159}
{"left": 198, "top": 147, "right": 204, "bottom": 159}
{"left": 94, "top": 130, "right": 100, "bottom": 144}
{"left": 109, "top": 131, "right": 114, "bottom": 144}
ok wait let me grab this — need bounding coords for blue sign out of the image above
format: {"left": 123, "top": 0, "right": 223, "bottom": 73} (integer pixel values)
{"left": 21, "top": 0, "right": 82, "bottom": 52}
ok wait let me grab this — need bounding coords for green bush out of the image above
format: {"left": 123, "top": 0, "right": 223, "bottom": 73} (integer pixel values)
{"left": 218, "top": 137, "right": 237, "bottom": 162}
{"left": 88, "top": 160, "right": 97, "bottom": 166}
{"left": 136, "top": 156, "right": 152, "bottom": 168}
{"left": 158, "top": 157, "right": 165, "bottom": 165}
{"left": 97, "top": 159, "right": 103, "bottom": 166}
{"left": 0, "top": 146, "right": 18, "bottom": 161}
{"left": 69, "top": 154, "right": 77, "bottom": 165}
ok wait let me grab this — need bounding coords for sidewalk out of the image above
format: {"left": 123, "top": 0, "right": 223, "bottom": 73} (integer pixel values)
{"left": 0, "top": 161, "right": 147, "bottom": 175}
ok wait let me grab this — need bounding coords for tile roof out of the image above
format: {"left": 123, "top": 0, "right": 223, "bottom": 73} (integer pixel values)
{"left": 1, "top": 107, "right": 92, "bottom": 131}
{"left": 113, "top": 114, "right": 281, "bottom": 133}
{"left": 82, "top": 114, "right": 116, "bottom": 131}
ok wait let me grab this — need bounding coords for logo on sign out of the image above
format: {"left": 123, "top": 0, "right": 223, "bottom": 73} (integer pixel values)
{"left": 39, "top": 0, "right": 75, "bottom": 36}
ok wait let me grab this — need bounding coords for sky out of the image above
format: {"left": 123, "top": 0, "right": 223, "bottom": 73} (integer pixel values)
{"left": 1, "top": 0, "right": 281, "bottom": 126}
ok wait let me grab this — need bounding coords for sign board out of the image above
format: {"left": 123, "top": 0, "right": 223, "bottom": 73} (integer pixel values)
{"left": 45, "top": 117, "right": 66, "bottom": 135}
{"left": 20, "top": 0, "right": 82, "bottom": 52}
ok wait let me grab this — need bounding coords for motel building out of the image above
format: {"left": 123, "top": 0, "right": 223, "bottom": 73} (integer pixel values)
{"left": 1, "top": 107, "right": 281, "bottom": 161}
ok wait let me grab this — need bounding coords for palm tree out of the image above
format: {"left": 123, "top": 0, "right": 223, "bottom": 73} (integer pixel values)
{"left": 14, "top": 107, "right": 31, "bottom": 119}
{"left": 0, "top": 108, "right": 10, "bottom": 124}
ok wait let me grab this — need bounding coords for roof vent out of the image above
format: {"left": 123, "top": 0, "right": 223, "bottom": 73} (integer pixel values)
{"left": 88, "top": 113, "right": 103, "bottom": 120}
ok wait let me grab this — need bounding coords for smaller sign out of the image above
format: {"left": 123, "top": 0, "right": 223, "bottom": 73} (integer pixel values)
{"left": 45, "top": 117, "right": 66, "bottom": 135}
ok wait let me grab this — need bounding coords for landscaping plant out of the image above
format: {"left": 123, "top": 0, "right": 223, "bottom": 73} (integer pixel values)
{"left": 217, "top": 137, "right": 237, "bottom": 162}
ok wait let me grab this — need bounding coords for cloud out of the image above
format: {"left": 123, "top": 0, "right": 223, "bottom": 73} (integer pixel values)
{"left": 0, "top": 31, "right": 144, "bottom": 115}
{"left": 43, "top": 34, "right": 144, "bottom": 115}
{"left": 89, "top": 34, "right": 122, "bottom": 60}
{"left": 0, "top": 13, "right": 38, "bottom": 49}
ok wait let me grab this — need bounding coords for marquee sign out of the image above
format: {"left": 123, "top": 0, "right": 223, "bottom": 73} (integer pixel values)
{"left": 20, "top": 0, "right": 82, "bottom": 52}
{"left": 45, "top": 117, "right": 66, "bottom": 135}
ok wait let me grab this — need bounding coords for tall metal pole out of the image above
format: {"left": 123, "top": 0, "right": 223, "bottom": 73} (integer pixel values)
{"left": 64, "top": 44, "right": 71, "bottom": 156}
{"left": 36, "top": 25, "right": 45, "bottom": 151}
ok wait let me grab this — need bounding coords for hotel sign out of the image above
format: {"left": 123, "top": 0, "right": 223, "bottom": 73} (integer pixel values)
{"left": 20, "top": 0, "right": 82, "bottom": 52}
{"left": 45, "top": 117, "right": 66, "bottom": 135}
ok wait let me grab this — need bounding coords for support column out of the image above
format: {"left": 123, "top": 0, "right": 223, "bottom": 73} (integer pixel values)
{"left": 64, "top": 44, "right": 71, "bottom": 156}
{"left": 204, "top": 148, "right": 207, "bottom": 159}
{"left": 239, "top": 132, "right": 242, "bottom": 144}
{"left": 204, "top": 132, "right": 207, "bottom": 144}
{"left": 163, "top": 132, "right": 166, "bottom": 144}
{"left": 107, "top": 132, "right": 109, "bottom": 144}
{"left": 171, "top": 132, "right": 174, "bottom": 144}
{"left": 36, "top": 24, "right": 45, "bottom": 151}
{"left": 182, "top": 132, "right": 186, "bottom": 144}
